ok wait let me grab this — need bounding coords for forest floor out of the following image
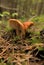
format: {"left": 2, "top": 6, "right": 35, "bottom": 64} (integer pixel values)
{"left": 0, "top": 16, "right": 44, "bottom": 65}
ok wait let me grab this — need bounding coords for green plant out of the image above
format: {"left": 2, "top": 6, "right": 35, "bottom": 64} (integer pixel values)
{"left": 3, "top": 11, "right": 10, "bottom": 16}
{"left": 0, "top": 13, "right": 3, "bottom": 17}
{"left": 12, "top": 12, "right": 18, "bottom": 19}
{"left": 32, "top": 15, "right": 44, "bottom": 22}
{"left": 12, "top": 13, "right": 18, "bottom": 17}
{"left": 2, "top": 11, "right": 10, "bottom": 21}
{"left": 38, "top": 47, "right": 44, "bottom": 51}
{"left": 19, "top": 16, "right": 26, "bottom": 22}
{"left": 0, "top": 13, "right": 3, "bottom": 20}
{"left": 13, "top": 36, "right": 21, "bottom": 41}
{"left": 30, "top": 36, "right": 41, "bottom": 44}
{"left": 0, "top": 59, "right": 7, "bottom": 65}
{"left": 5, "top": 25, "right": 12, "bottom": 32}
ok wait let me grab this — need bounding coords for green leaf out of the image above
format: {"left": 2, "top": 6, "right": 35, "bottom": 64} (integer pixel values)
{"left": 0, "top": 14, "right": 3, "bottom": 17}
{"left": 12, "top": 13, "right": 18, "bottom": 17}
{"left": 38, "top": 47, "right": 44, "bottom": 51}
{"left": 3, "top": 11, "right": 10, "bottom": 15}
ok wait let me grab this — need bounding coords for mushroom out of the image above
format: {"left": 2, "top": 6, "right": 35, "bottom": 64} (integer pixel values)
{"left": 9, "top": 19, "right": 34, "bottom": 38}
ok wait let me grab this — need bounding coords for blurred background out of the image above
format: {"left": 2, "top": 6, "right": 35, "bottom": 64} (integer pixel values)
{"left": 0, "top": 0, "right": 44, "bottom": 20}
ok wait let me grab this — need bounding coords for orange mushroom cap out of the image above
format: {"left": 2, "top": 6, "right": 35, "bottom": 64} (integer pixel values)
{"left": 9, "top": 19, "right": 24, "bottom": 30}
{"left": 23, "top": 21, "right": 34, "bottom": 30}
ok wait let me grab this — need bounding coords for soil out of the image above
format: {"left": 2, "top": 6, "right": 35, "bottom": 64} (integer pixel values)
{"left": 0, "top": 21, "right": 44, "bottom": 65}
